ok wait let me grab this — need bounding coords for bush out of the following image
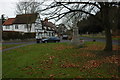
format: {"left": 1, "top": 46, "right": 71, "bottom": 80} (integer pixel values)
{"left": 2, "top": 31, "right": 35, "bottom": 40}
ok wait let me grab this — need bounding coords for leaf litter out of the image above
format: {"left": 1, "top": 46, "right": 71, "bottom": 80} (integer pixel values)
{"left": 20, "top": 43, "right": 120, "bottom": 78}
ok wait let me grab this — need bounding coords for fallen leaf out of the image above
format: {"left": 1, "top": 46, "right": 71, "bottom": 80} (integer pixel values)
{"left": 60, "top": 63, "right": 80, "bottom": 68}
{"left": 49, "top": 74, "right": 55, "bottom": 77}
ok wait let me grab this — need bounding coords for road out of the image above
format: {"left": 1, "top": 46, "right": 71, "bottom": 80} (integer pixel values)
{"left": 1, "top": 37, "right": 119, "bottom": 52}
{"left": 80, "top": 37, "right": 120, "bottom": 45}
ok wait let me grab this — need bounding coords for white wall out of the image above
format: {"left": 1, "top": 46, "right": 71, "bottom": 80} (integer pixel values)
{"left": 3, "top": 24, "right": 36, "bottom": 33}
{"left": 3, "top": 25, "right": 14, "bottom": 31}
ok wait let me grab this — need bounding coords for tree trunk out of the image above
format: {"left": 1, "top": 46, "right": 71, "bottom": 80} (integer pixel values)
{"left": 29, "top": 24, "right": 32, "bottom": 32}
{"left": 26, "top": 24, "right": 32, "bottom": 32}
{"left": 102, "top": 3, "right": 113, "bottom": 51}
{"left": 26, "top": 24, "right": 29, "bottom": 32}
{"left": 104, "top": 27, "right": 112, "bottom": 51}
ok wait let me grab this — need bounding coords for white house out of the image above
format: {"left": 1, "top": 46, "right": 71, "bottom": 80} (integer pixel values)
{"left": 2, "top": 13, "right": 56, "bottom": 39}
{"left": 3, "top": 13, "right": 39, "bottom": 33}
{"left": 36, "top": 18, "right": 56, "bottom": 39}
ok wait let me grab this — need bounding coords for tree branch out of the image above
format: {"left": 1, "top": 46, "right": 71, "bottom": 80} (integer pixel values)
{"left": 46, "top": 8, "right": 101, "bottom": 22}
{"left": 57, "top": 2, "right": 101, "bottom": 9}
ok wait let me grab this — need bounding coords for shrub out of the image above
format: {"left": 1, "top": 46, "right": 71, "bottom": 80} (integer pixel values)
{"left": 2, "top": 31, "right": 35, "bottom": 40}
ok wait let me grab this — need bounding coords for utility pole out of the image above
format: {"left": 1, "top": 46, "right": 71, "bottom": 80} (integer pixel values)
{"left": 1, "top": 14, "right": 5, "bottom": 24}
{"left": 0, "top": 15, "right": 3, "bottom": 79}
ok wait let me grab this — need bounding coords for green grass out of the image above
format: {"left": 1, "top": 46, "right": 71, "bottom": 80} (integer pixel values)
{"left": 2, "top": 42, "right": 119, "bottom": 78}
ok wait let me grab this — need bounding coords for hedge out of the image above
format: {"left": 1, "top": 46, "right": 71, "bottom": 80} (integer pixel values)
{"left": 2, "top": 31, "right": 36, "bottom": 40}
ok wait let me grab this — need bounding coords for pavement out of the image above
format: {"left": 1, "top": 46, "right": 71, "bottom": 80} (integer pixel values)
{"left": 1, "top": 37, "right": 120, "bottom": 52}
{"left": 2, "top": 41, "right": 36, "bottom": 45}
{"left": 2, "top": 42, "right": 35, "bottom": 52}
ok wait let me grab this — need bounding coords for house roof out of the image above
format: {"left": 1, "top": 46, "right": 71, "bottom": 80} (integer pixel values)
{"left": 3, "top": 18, "right": 15, "bottom": 25}
{"left": 42, "top": 21, "right": 56, "bottom": 28}
{"left": 41, "top": 18, "right": 56, "bottom": 29}
{"left": 13, "top": 13, "right": 38, "bottom": 24}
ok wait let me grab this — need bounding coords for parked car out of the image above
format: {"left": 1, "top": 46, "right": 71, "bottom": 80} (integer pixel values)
{"left": 62, "top": 35, "right": 68, "bottom": 40}
{"left": 36, "top": 39, "right": 42, "bottom": 43}
{"left": 42, "top": 37, "right": 60, "bottom": 43}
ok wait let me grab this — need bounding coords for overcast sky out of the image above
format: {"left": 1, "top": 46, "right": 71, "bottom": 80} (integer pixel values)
{"left": 0, "top": 0, "right": 49, "bottom": 18}
{"left": 0, "top": 0, "right": 59, "bottom": 23}
{"left": 0, "top": 0, "right": 120, "bottom": 18}
{"left": 0, "top": 0, "right": 18, "bottom": 18}
{"left": 0, "top": 0, "right": 119, "bottom": 24}
{"left": 0, "top": 0, "right": 58, "bottom": 24}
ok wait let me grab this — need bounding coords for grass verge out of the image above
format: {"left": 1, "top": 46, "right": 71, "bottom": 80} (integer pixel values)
{"left": 2, "top": 42, "right": 120, "bottom": 78}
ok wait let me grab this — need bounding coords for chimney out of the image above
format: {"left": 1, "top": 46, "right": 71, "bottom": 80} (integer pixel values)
{"left": 44, "top": 18, "right": 48, "bottom": 22}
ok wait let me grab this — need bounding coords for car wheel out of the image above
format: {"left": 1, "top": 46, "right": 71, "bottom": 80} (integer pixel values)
{"left": 45, "top": 41, "right": 48, "bottom": 43}
{"left": 56, "top": 41, "right": 59, "bottom": 43}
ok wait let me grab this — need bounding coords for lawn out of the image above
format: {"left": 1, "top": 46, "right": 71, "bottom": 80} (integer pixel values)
{"left": 2, "top": 42, "right": 120, "bottom": 78}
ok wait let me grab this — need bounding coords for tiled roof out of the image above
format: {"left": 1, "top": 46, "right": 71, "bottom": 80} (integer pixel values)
{"left": 13, "top": 13, "right": 38, "bottom": 24}
{"left": 3, "top": 18, "right": 15, "bottom": 25}
{"left": 41, "top": 19, "right": 56, "bottom": 29}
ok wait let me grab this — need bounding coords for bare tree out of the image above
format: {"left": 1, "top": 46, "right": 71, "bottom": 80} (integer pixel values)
{"left": 16, "top": 0, "right": 43, "bottom": 14}
{"left": 40, "top": 0, "right": 120, "bottom": 51}
{"left": 15, "top": 0, "right": 43, "bottom": 32}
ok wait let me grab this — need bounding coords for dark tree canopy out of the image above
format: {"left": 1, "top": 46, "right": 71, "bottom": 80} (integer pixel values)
{"left": 78, "top": 5, "right": 120, "bottom": 34}
{"left": 39, "top": 1, "right": 120, "bottom": 51}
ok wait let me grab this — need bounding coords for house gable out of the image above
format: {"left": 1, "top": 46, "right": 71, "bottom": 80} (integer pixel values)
{"left": 41, "top": 18, "right": 56, "bottom": 30}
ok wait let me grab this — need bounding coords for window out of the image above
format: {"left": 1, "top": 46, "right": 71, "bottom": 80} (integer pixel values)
{"left": 24, "top": 24, "right": 27, "bottom": 29}
{"left": 5, "top": 26, "right": 10, "bottom": 29}
{"left": 15, "top": 25, "right": 19, "bottom": 29}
